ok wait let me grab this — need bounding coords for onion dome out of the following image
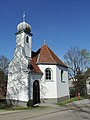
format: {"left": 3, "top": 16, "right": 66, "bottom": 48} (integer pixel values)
{"left": 17, "top": 13, "right": 31, "bottom": 33}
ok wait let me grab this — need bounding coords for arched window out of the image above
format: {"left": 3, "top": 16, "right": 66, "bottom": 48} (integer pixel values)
{"left": 61, "top": 70, "right": 63, "bottom": 81}
{"left": 45, "top": 68, "right": 52, "bottom": 80}
{"left": 26, "top": 36, "right": 29, "bottom": 43}
{"left": 61, "top": 70, "right": 65, "bottom": 82}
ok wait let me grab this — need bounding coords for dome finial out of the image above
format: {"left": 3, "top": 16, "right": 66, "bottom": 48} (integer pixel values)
{"left": 17, "top": 12, "right": 31, "bottom": 33}
{"left": 44, "top": 40, "right": 46, "bottom": 44}
{"left": 23, "top": 11, "right": 26, "bottom": 22}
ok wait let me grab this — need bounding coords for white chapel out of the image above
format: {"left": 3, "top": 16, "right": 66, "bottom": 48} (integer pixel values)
{"left": 6, "top": 14, "right": 69, "bottom": 106}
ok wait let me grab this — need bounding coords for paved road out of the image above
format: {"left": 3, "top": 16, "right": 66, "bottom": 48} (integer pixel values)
{"left": 0, "top": 99, "right": 90, "bottom": 120}
{"left": 0, "top": 106, "right": 90, "bottom": 120}
{"left": 29, "top": 107, "right": 90, "bottom": 120}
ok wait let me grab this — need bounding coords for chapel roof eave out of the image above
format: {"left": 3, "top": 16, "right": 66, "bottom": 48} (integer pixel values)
{"left": 36, "top": 62, "right": 68, "bottom": 68}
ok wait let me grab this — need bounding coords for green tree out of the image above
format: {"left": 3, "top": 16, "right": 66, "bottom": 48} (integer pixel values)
{"left": 73, "top": 71, "right": 87, "bottom": 96}
{"left": 64, "top": 47, "right": 90, "bottom": 96}
{"left": 73, "top": 68, "right": 90, "bottom": 96}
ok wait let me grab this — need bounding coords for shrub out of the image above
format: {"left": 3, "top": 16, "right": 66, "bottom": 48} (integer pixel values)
{"left": 27, "top": 100, "right": 33, "bottom": 107}
{"left": 69, "top": 87, "right": 76, "bottom": 98}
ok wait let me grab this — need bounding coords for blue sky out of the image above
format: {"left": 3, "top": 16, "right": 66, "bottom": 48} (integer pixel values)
{"left": 0, "top": 0, "right": 90, "bottom": 61}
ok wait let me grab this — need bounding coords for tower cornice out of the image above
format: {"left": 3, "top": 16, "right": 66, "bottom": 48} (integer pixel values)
{"left": 15, "top": 30, "right": 33, "bottom": 36}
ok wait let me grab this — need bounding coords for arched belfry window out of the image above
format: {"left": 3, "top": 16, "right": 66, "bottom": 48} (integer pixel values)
{"left": 26, "top": 36, "right": 29, "bottom": 43}
{"left": 45, "top": 68, "right": 52, "bottom": 80}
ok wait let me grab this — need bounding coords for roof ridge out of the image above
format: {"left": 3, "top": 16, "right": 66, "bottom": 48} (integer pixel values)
{"left": 46, "top": 45, "right": 56, "bottom": 64}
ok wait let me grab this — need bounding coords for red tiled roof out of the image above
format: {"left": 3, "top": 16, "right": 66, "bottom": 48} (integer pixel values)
{"left": 29, "top": 44, "right": 67, "bottom": 73}
{"left": 37, "top": 44, "right": 67, "bottom": 67}
{"left": 29, "top": 51, "right": 42, "bottom": 73}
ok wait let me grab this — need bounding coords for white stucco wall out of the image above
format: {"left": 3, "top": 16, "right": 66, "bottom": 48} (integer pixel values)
{"left": 38, "top": 64, "right": 69, "bottom": 100}
{"left": 56, "top": 66, "right": 69, "bottom": 98}
{"left": 38, "top": 65, "right": 57, "bottom": 99}
{"left": 7, "top": 72, "right": 29, "bottom": 101}
{"left": 6, "top": 45, "right": 29, "bottom": 102}
{"left": 6, "top": 29, "right": 32, "bottom": 102}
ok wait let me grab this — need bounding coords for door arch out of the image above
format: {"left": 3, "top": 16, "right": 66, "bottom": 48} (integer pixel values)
{"left": 33, "top": 80, "right": 40, "bottom": 104}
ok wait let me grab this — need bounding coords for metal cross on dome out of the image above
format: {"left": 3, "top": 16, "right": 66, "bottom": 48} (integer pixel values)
{"left": 23, "top": 12, "right": 26, "bottom": 22}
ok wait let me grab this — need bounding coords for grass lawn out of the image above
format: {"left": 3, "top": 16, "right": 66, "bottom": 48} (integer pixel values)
{"left": 57, "top": 96, "right": 87, "bottom": 106}
{"left": 3, "top": 105, "right": 48, "bottom": 111}
{"left": 0, "top": 101, "right": 48, "bottom": 111}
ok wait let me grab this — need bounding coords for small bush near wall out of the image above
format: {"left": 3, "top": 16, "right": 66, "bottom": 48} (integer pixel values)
{"left": 27, "top": 100, "right": 33, "bottom": 107}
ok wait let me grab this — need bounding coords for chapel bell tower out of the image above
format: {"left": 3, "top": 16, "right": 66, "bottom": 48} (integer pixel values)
{"left": 16, "top": 13, "right": 33, "bottom": 58}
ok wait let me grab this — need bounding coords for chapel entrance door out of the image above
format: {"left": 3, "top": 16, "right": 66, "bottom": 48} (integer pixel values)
{"left": 33, "top": 80, "right": 40, "bottom": 104}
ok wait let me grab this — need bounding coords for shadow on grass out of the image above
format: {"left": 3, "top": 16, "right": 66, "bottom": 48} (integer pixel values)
{"left": 0, "top": 101, "right": 48, "bottom": 111}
